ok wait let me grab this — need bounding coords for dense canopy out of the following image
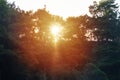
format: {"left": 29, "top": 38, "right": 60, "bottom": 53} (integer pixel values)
{"left": 0, "top": 0, "right": 120, "bottom": 80}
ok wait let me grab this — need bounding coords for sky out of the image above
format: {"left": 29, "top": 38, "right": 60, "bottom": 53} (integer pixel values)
{"left": 7, "top": 0, "right": 120, "bottom": 19}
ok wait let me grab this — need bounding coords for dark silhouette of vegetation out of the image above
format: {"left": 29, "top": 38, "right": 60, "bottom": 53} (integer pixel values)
{"left": 0, "top": 0, "right": 120, "bottom": 80}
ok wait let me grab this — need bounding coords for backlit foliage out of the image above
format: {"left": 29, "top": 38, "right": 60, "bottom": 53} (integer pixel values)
{"left": 0, "top": 0, "right": 120, "bottom": 80}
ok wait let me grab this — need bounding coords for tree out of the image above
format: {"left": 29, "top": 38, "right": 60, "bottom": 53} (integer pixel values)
{"left": 88, "top": 0, "right": 120, "bottom": 41}
{"left": 88, "top": 1, "right": 120, "bottom": 80}
{"left": 0, "top": 1, "right": 31, "bottom": 80}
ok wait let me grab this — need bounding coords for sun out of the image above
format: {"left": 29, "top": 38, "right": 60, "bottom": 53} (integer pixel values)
{"left": 50, "top": 24, "right": 62, "bottom": 43}
{"left": 51, "top": 25, "right": 60, "bottom": 36}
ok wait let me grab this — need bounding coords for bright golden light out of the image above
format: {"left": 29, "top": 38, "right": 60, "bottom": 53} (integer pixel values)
{"left": 51, "top": 26, "right": 60, "bottom": 36}
{"left": 50, "top": 24, "right": 62, "bottom": 43}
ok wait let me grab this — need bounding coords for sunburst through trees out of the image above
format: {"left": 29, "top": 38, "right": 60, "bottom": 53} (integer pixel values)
{"left": 0, "top": 0, "right": 120, "bottom": 80}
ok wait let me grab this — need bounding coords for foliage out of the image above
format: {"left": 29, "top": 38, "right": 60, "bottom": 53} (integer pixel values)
{"left": 0, "top": 0, "right": 120, "bottom": 80}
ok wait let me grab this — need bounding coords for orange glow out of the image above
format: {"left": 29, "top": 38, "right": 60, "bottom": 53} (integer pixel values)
{"left": 7, "top": 0, "right": 97, "bottom": 76}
